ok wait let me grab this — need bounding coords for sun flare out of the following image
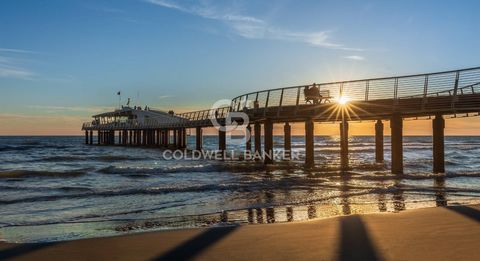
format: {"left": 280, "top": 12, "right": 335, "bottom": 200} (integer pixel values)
{"left": 337, "top": 96, "right": 350, "bottom": 105}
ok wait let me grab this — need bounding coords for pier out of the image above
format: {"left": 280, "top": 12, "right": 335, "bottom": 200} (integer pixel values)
{"left": 82, "top": 67, "right": 480, "bottom": 174}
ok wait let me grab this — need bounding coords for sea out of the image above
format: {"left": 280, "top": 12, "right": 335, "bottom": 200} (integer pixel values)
{"left": 1, "top": 135, "right": 479, "bottom": 243}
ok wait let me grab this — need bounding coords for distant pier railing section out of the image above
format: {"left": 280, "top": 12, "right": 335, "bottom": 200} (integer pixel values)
{"left": 230, "top": 67, "right": 480, "bottom": 113}
{"left": 175, "top": 106, "right": 230, "bottom": 122}
{"left": 81, "top": 106, "right": 231, "bottom": 130}
{"left": 82, "top": 66, "right": 480, "bottom": 175}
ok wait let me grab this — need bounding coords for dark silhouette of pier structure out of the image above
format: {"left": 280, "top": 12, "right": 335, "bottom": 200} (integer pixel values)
{"left": 82, "top": 67, "right": 480, "bottom": 174}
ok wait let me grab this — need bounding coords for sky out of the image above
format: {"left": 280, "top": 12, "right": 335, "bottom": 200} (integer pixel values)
{"left": 1, "top": 0, "right": 480, "bottom": 135}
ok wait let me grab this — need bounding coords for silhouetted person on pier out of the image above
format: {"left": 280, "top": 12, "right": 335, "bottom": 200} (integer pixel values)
{"left": 304, "top": 83, "right": 322, "bottom": 104}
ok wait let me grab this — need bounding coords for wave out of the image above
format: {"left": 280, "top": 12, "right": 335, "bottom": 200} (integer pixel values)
{"left": 0, "top": 144, "right": 70, "bottom": 152}
{"left": 97, "top": 162, "right": 270, "bottom": 175}
{"left": 0, "top": 169, "right": 89, "bottom": 179}
{"left": 7, "top": 170, "right": 479, "bottom": 205}
{"left": 34, "top": 155, "right": 146, "bottom": 163}
{"left": 0, "top": 184, "right": 248, "bottom": 205}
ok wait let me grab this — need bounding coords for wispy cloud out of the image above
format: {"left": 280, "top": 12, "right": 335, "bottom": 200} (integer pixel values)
{"left": 344, "top": 55, "right": 365, "bottom": 61}
{"left": 0, "top": 63, "right": 35, "bottom": 79}
{"left": 145, "top": 0, "right": 362, "bottom": 51}
{"left": 0, "top": 48, "right": 38, "bottom": 80}
{"left": 27, "top": 105, "right": 114, "bottom": 114}
{"left": 158, "top": 95, "right": 172, "bottom": 99}
{"left": 0, "top": 48, "right": 40, "bottom": 54}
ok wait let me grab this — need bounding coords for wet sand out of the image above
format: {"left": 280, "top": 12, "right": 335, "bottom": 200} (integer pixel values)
{"left": 1, "top": 205, "right": 479, "bottom": 261}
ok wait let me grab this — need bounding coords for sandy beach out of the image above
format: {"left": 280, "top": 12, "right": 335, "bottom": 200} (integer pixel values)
{"left": 1, "top": 204, "right": 479, "bottom": 261}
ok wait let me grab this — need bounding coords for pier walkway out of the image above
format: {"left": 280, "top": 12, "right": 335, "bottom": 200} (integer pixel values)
{"left": 82, "top": 67, "right": 480, "bottom": 174}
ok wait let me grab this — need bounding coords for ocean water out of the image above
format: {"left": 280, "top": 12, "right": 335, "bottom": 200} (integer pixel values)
{"left": 1, "top": 135, "right": 479, "bottom": 243}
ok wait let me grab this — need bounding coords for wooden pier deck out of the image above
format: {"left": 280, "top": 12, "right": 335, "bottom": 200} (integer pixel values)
{"left": 82, "top": 67, "right": 480, "bottom": 174}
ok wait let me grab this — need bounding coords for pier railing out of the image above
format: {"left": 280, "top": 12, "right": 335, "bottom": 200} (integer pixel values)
{"left": 82, "top": 106, "right": 231, "bottom": 130}
{"left": 230, "top": 67, "right": 480, "bottom": 112}
{"left": 176, "top": 106, "right": 230, "bottom": 121}
{"left": 83, "top": 67, "right": 480, "bottom": 130}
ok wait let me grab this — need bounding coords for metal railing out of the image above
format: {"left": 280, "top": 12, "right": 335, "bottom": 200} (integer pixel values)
{"left": 230, "top": 67, "right": 480, "bottom": 112}
{"left": 83, "top": 67, "right": 480, "bottom": 130}
{"left": 176, "top": 106, "right": 230, "bottom": 121}
{"left": 82, "top": 106, "right": 231, "bottom": 130}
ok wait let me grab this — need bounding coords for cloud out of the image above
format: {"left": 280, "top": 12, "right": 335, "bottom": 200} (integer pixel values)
{"left": 145, "top": 0, "right": 362, "bottom": 51}
{"left": 344, "top": 55, "right": 365, "bottom": 61}
{"left": 158, "top": 95, "right": 172, "bottom": 99}
{"left": 0, "top": 48, "right": 40, "bottom": 54}
{"left": 0, "top": 48, "right": 38, "bottom": 80}
{"left": 27, "top": 105, "right": 114, "bottom": 114}
{"left": 0, "top": 57, "right": 35, "bottom": 79}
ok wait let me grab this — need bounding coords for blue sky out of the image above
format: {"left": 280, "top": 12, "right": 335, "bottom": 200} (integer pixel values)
{"left": 1, "top": 0, "right": 480, "bottom": 134}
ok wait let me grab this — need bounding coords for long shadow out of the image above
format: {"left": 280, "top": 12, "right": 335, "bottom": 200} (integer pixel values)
{"left": 444, "top": 205, "right": 480, "bottom": 222}
{"left": 338, "top": 215, "right": 382, "bottom": 261}
{"left": 155, "top": 225, "right": 238, "bottom": 260}
{"left": 0, "top": 243, "right": 56, "bottom": 260}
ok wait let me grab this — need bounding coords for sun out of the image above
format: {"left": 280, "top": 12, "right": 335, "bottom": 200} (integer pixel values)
{"left": 337, "top": 96, "right": 350, "bottom": 105}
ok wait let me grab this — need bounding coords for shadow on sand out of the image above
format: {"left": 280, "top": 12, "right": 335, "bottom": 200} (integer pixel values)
{"left": 444, "top": 205, "right": 480, "bottom": 222}
{"left": 338, "top": 215, "right": 382, "bottom": 261}
{"left": 154, "top": 225, "right": 238, "bottom": 260}
{"left": 0, "top": 243, "right": 56, "bottom": 260}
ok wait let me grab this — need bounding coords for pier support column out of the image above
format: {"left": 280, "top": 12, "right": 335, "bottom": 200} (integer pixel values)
{"left": 196, "top": 127, "right": 203, "bottom": 150}
{"left": 284, "top": 122, "right": 291, "bottom": 160}
{"left": 147, "top": 130, "right": 151, "bottom": 146}
{"left": 111, "top": 130, "right": 115, "bottom": 145}
{"left": 145, "top": 130, "right": 149, "bottom": 146}
{"left": 151, "top": 130, "right": 155, "bottom": 146}
{"left": 246, "top": 124, "right": 252, "bottom": 152}
{"left": 177, "top": 129, "right": 184, "bottom": 148}
{"left": 158, "top": 130, "right": 165, "bottom": 147}
{"left": 118, "top": 131, "right": 122, "bottom": 145}
{"left": 390, "top": 113, "right": 403, "bottom": 174}
{"left": 254, "top": 122, "right": 262, "bottom": 159}
{"left": 340, "top": 120, "right": 349, "bottom": 170}
{"left": 264, "top": 119, "right": 273, "bottom": 164}
{"left": 182, "top": 128, "right": 187, "bottom": 148}
{"left": 162, "top": 130, "right": 168, "bottom": 147}
{"left": 85, "top": 131, "right": 89, "bottom": 144}
{"left": 375, "top": 120, "right": 384, "bottom": 163}
{"left": 433, "top": 114, "right": 445, "bottom": 173}
{"left": 177, "top": 129, "right": 183, "bottom": 148}
{"left": 219, "top": 127, "right": 226, "bottom": 152}
{"left": 97, "top": 131, "right": 101, "bottom": 145}
{"left": 89, "top": 130, "right": 93, "bottom": 144}
{"left": 173, "top": 129, "right": 178, "bottom": 147}
{"left": 305, "top": 119, "right": 314, "bottom": 168}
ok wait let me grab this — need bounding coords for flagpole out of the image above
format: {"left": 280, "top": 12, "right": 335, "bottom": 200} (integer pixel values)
{"left": 117, "top": 91, "right": 121, "bottom": 109}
